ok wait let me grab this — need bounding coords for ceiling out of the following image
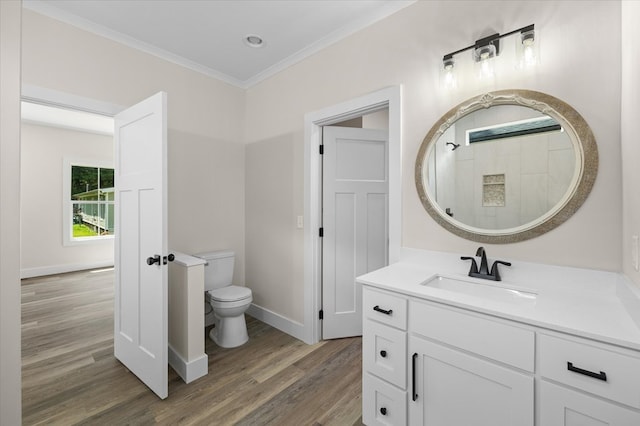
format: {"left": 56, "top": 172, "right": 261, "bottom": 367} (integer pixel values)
{"left": 23, "top": 0, "right": 414, "bottom": 89}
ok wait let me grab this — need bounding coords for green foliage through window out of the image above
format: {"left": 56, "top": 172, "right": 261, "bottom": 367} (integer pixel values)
{"left": 71, "top": 165, "right": 115, "bottom": 238}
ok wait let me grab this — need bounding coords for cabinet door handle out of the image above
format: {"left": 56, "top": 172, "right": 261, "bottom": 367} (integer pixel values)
{"left": 412, "top": 352, "right": 418, "bottom": 401}
{"left": 380, "top": 350, "right": 387, "bottom": 358}
{"left": 373, "top": 305, "right": 393, "bottom": 315}
{"left": 567, "top": 362, "right": 607, "bottom": 382}
{"left": 380, "top": 407, "right": 387, "bottom": 416}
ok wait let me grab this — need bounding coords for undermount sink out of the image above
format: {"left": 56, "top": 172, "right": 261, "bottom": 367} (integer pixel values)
{"left": 421, "top": 275, "right": 538, "bottom": 303}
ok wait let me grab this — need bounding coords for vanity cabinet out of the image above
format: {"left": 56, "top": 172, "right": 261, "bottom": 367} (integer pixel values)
{"left": 362, "top": 285, "right": 640, "bottom": 426}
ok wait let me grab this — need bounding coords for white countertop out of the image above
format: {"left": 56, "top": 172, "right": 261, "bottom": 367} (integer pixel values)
{"left": 357, "top": 248, "right": 640, "bottom": 351}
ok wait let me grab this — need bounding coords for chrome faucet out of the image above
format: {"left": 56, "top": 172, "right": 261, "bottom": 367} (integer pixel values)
{"left": 461, "top": 247, "right": 511, "bottom": 281}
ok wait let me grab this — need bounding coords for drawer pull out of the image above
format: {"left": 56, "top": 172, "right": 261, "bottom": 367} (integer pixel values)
{"left": 373, "top": 305, "right": 393, "bottom": 315}
{"left": 380, "top": 407, "right": 387, "bottom": 416}
{"left": 380, "top": 350, "right": 387, "bottom": 358}
{"left": 567, "top": 362, "right": 607, "bottom": 382}
{"left": 412, "top": 353, "right": 419, "bottom": 401}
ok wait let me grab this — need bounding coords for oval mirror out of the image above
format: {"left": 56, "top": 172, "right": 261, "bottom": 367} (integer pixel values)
{"left": 415, "top": 90, "right": 598, "bottom": 243}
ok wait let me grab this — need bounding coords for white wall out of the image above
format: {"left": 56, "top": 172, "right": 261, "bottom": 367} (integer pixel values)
{"left": 621, "top": 0, "right": 640, "bottom": 284}
{"left": 20, "top": 123, "right": 114, "bottom": 277}
{"left": 21, "top": 9, "right": 247, "bottom": 283}
{"left": 0, "top": 1, "right": 22, "bottom": 423}
{"left": 244, "top": 1, "right": 622, "bottom": 323}
{"left": 245, "top": 133, "right": 304, "bottom": 321}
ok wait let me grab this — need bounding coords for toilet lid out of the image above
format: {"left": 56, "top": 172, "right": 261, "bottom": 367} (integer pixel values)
{"left": 208, "top": 286, "right": 252, "bottom": 302}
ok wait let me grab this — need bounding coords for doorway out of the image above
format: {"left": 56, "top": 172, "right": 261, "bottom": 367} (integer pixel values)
{"left": 20, "top": 101, "right": 116, "bottom": 278}
{"left": 20, "top": 89, "right": 171, "bottom": 399}
{"left": 303, "top": 86, "right": 402, "bottom": 344}
{"left": 321, "top": 122, "right": 389, "bottom": 339}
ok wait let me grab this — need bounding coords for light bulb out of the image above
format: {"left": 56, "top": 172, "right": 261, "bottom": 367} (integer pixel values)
{"left": 440, "top": 59, "right": 457, "bottom": 89}
{"left": 517, "top": 30, "right": 537, "bottom": 69}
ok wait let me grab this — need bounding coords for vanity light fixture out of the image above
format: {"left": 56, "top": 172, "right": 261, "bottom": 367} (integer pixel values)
{"left": 441, "top": 24, "right": 535, "bottom": 83}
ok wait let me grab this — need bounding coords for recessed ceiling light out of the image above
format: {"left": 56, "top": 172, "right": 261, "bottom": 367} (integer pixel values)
{"left": 244, "top": 34, "right": 265, "bottom": 48}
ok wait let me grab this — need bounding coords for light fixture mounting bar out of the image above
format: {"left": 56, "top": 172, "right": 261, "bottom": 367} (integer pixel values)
{"left": 500, "top": 24, "right": 535, "bottom": 40}
{"left": 442, "top": 24, "right": 535, "bottom": 63}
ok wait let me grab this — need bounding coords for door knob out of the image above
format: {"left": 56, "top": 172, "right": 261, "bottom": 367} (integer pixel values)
{"left": 146, "top": 255, "right": 161, "bottom": 266}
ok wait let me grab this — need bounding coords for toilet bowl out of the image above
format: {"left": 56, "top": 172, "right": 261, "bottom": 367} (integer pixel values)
{"left": 206, "top": 286, "right": 252, "bottom": 348}
{"left": 197, "top": 250, "right": 252, "bottom": 348}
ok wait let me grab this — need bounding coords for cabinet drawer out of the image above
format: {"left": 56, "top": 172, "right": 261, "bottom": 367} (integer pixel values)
{"left": 363, "top": 320, "right": 407, "bottom": 388}
{"left": 363, "top": 286, "right": 407, "bottom": 330}
{"left": 363, "top": 373, "right": 407, "bottom": 426}
{"left": 410, "top": 299, "right": 534, "bottom": 372}
{"left": 538, "top": 333, "right": 640, "bottom": 408}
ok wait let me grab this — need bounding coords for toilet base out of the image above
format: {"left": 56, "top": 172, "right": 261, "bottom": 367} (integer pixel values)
{"left": 209, "top": 314, "right": 249, "bottom": 348}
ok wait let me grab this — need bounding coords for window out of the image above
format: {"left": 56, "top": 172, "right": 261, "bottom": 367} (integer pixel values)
{"left": 466, "top": 116, "right": 563, "bottom": 144}
{"left": 63, "top": 160, "right": 115, "bottom": 244}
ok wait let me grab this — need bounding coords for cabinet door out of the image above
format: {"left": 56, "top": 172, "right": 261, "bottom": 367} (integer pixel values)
{"left": 409, "top": 337, "right": 533, "bottom": 426}
{"left": 539, "top": 380, "right": 640, "bottom": 426}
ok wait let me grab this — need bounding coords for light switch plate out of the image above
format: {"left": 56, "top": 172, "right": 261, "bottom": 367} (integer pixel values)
{"left": 297, "top": 215, "right": 304, "bottom": 229}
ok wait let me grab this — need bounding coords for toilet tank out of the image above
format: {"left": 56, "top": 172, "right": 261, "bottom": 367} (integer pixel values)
{"left": 197, "top": 250, "right": 235, "bottom": 291}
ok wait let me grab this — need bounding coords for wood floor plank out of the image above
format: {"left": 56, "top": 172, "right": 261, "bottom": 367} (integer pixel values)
{"left": 22, "top": 269, "right": 364, "bottom": 425}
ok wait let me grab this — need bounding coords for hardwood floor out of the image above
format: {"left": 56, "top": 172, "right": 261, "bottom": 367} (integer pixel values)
{"left": 21, "top": 269, "right": 363, "bottom": 425}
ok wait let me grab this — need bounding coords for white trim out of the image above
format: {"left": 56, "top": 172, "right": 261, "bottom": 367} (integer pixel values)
{"left": 303, "top": 85, "right": 402, "bottom": 344}
{"left": 246, "top": 303, "right": 306, "bottom": 343}
{"left": 168, "top": 345, "right": 208, "bottom": 384}
{"left": 23, "top": 1, "right": 416, "bottom": 90}
{"left": 21, "top": 260, "right": 114, "bottom": 279}
{"left": 23, "top": 0, "right": 247, "bottom": 88}
{"left": 21, "top": 101, "right": 114, "bottom": 136}
{"left": 22, "top": 84, "right": 125, "bottom": 116}
{"left": 242, "top": 1, "right": 417, "bottom": 88}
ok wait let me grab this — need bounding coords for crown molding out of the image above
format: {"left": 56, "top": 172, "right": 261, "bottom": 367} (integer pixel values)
{"left": 23, "top": 0, "right": 246, "bottom": 88}
{"left": 23, "top": 0, "right": 416, "bottom": 90}
{"left": 242, "top": 1, "right": 416, "bottom": 88}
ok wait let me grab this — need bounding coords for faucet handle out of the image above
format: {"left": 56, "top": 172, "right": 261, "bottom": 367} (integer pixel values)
{"left": 461, "top": 256, "right": 479, "bottom": 274}
{"left": 490, "top": 260, "right": 511, "bottom": 281}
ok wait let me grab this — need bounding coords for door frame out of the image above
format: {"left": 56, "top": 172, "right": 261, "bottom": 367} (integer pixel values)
{"left": 303, "top": 85, "right": 402, "bottom": 344}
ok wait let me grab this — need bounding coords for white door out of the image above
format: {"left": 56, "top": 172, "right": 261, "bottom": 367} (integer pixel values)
{"left": 114, "top": 92, "right": 169, "bottom": 399}
{"left": 322, "top": 126, "right": 389, "bottom": 339}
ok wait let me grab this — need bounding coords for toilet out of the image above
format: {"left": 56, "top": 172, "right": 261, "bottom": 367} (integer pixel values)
{"left": 197, "top": 250, "right": 252, "bottom": 348}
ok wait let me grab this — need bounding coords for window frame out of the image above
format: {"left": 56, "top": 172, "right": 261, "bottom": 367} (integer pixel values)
{"left": 63, "top": 157, "right": 115, "bottom": 246}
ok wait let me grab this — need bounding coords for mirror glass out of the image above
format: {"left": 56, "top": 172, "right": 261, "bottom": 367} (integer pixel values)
{"left": 415, "top": 90, "right": 598, "bottom": 243}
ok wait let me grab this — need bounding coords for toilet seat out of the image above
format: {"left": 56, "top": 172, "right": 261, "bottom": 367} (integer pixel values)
{"left": 207, "top": 286, "right": 252, "bottom": 302}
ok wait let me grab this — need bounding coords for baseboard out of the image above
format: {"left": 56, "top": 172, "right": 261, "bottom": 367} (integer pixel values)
{"left": 168, "top": 345, "right": 208, "bottom": 384}
{"left": 246, "top": 303, "right": 306, "bottom": 342}
{"left": 21, "top": 260, "right": 114, "bottom": 279}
